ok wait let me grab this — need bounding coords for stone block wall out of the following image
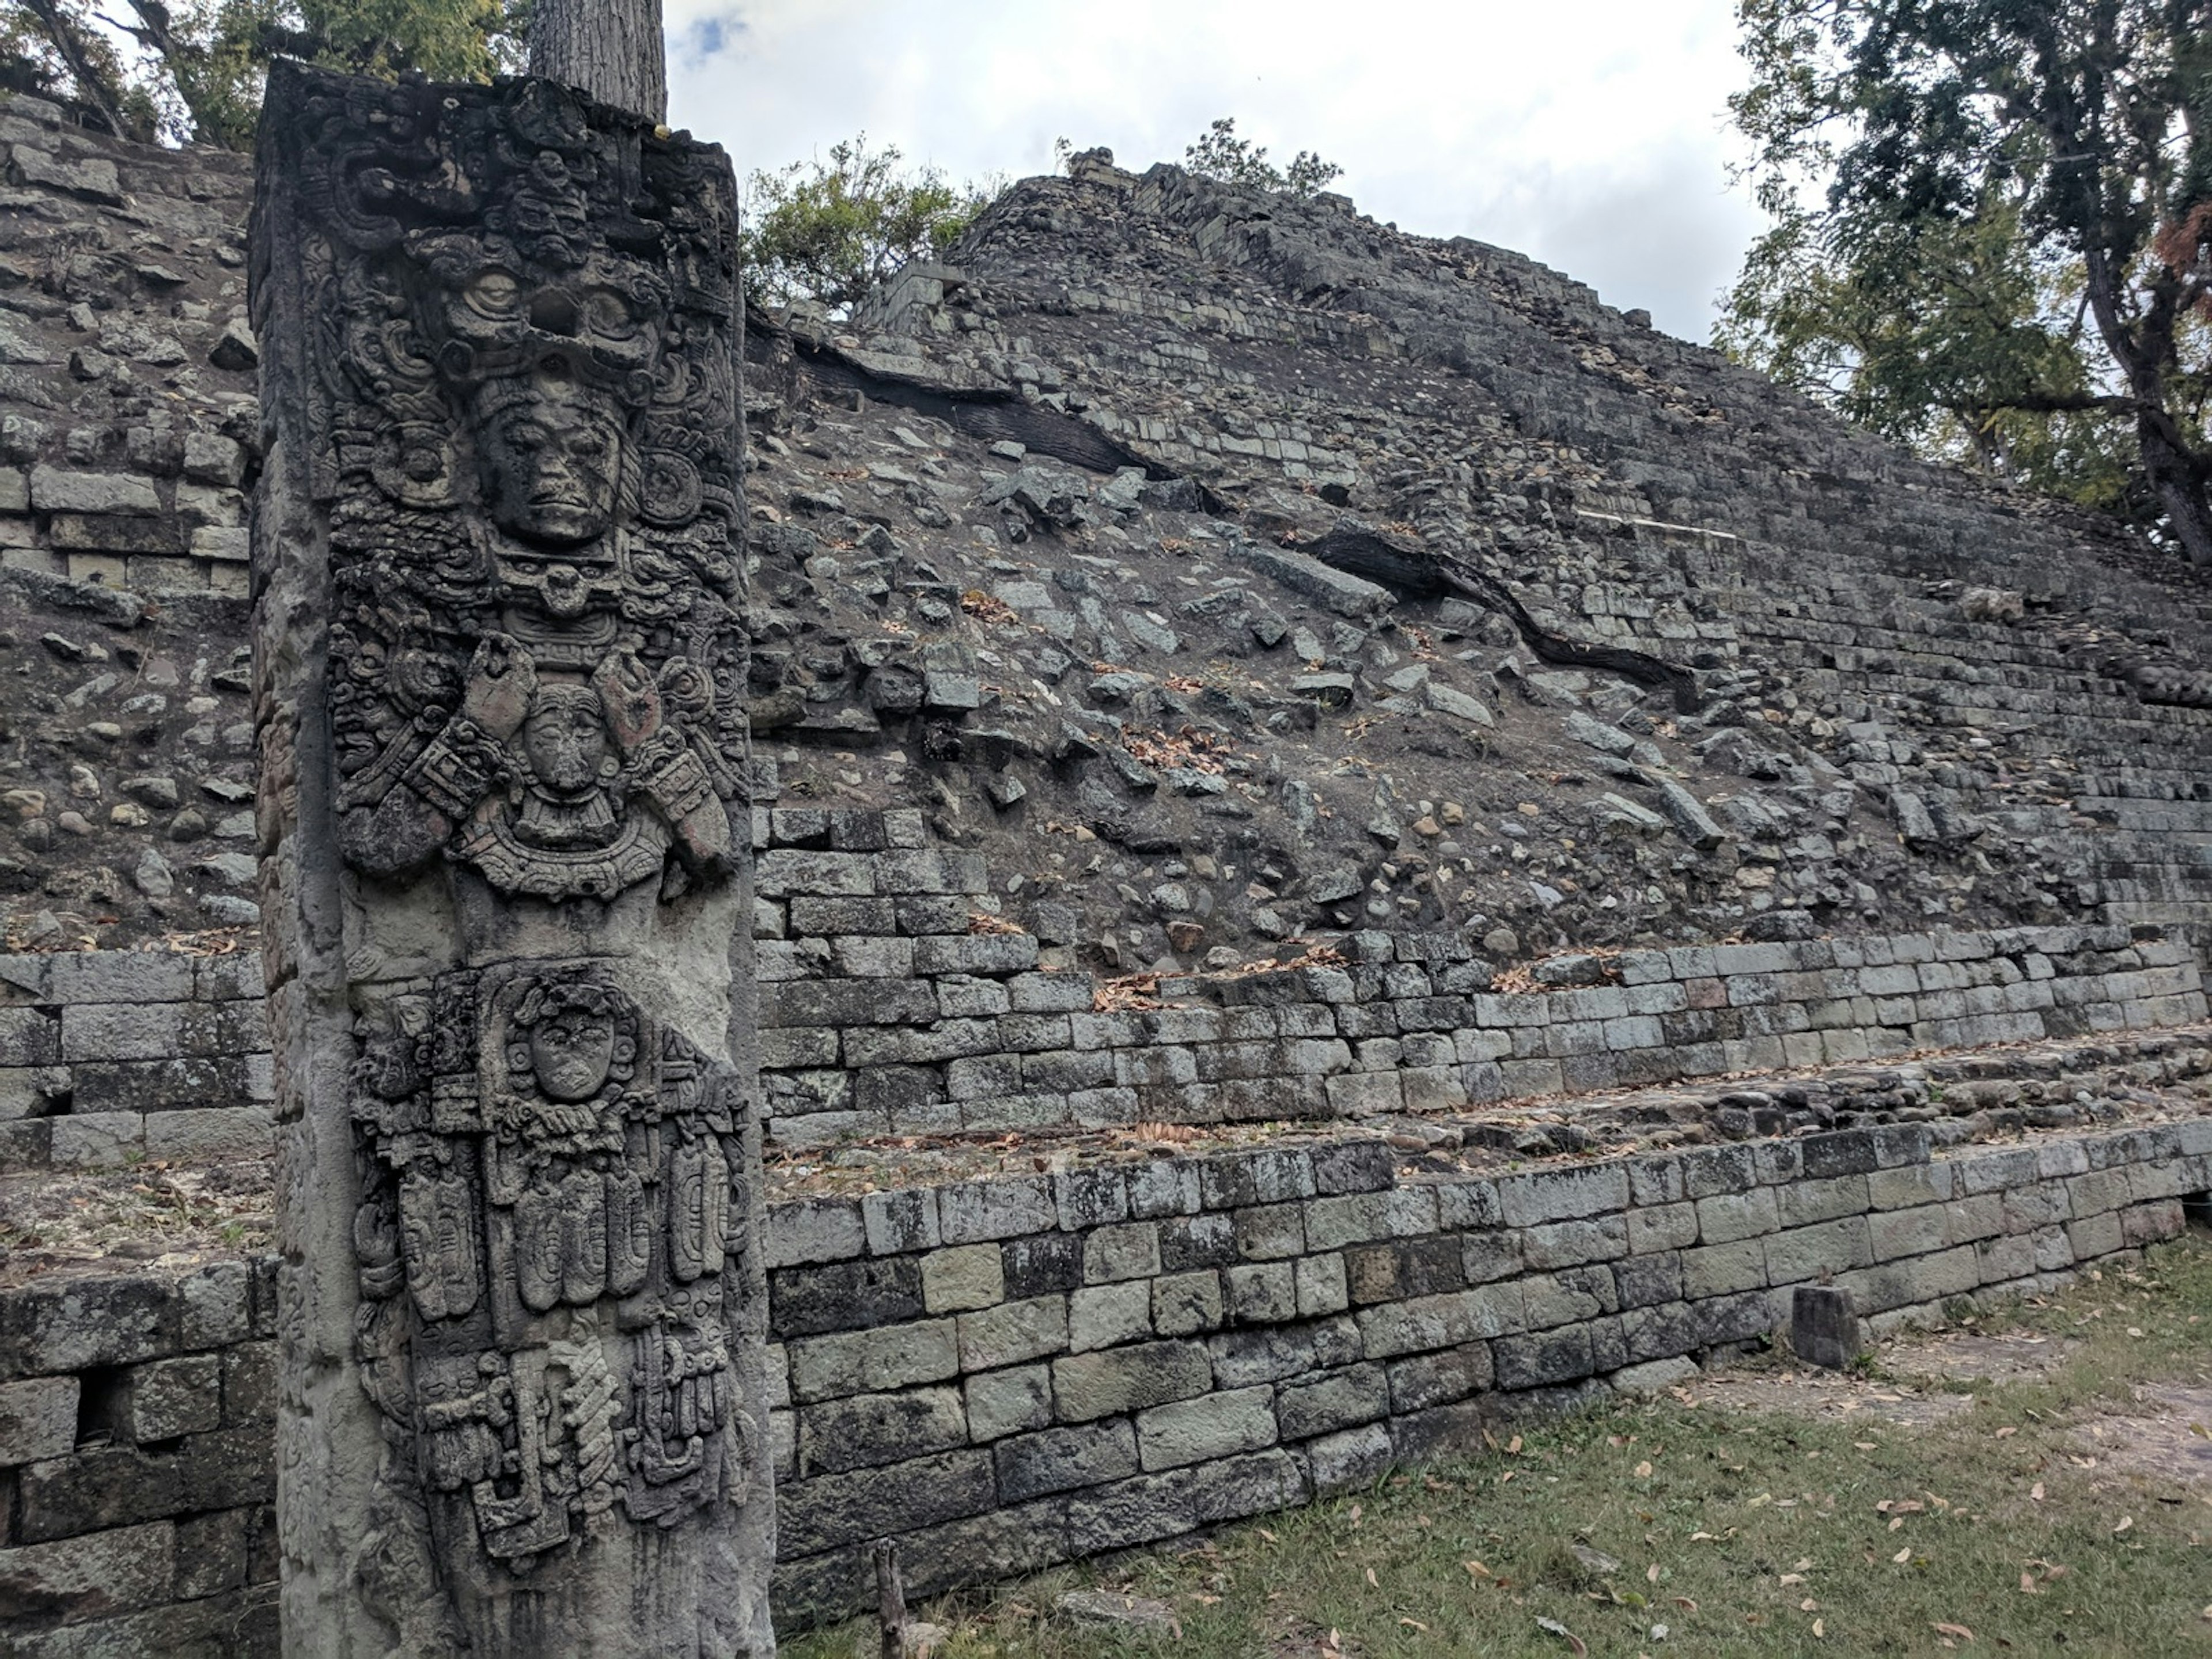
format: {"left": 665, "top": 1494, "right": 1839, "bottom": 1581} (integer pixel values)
{"left": 3, "top": 1111, "right": 2206, "bottom": 1648}
{"left": 0, "top": 93, "right": 259, "bottom": 600}
{"left": 0, "top": 1256, "right": 278, "bottom": 1656}
{"left": 0, "top": 812, "right": 2199, "bottom": 1172}
{"left": 758, "top": 1112, "right": 2212, "bottom": 1618}
{"left": 753, "top": 806, "right": 2210, "bottom": 1146}
{"left": 0, "top": 948, "right": 270, "bottom": 1171}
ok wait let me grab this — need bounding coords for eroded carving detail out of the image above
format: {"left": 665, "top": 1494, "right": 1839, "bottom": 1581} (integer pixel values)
{"left": 256, "top": 61, "right": 767, "bottom": 1652}
{"left": 285, "top": 70, "right": 746, "bottom": 904}
{"left": 351, "top": 965, "right": 753, "bottom": 1566}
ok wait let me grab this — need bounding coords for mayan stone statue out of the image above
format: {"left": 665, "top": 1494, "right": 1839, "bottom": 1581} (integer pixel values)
{"left": 250, "top": 60, "right": 774, "bottom": 1655}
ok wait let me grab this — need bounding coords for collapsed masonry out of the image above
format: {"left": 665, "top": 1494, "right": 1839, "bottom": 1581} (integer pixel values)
{"left": 0, "top": 102, "right": 2207, "bottom": 1658}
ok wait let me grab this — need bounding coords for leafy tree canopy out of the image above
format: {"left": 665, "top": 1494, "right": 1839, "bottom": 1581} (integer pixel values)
{"left": 1718, "top": 0, "right": 2212, "bottom": 565}
{"left": 738, "top": 134, "right": 994, "bottom": 318}
{"left": 1181, "top": 116, "right": 1342, "bottom": 197}
{"left": 0, "top": 0, "right": 525, "bottom": 147}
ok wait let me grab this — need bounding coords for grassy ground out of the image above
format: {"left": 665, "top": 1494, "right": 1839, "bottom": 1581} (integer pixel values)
{"left": 787, "top": 1235, "right": 2212, "bottom": 1658}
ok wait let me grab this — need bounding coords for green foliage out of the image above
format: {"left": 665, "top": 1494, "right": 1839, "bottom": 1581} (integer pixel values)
{"left": 0, "top": 0, "right": 525, "bottom": 147}
{"left": 738, "top": 135, "right": 997, "bottom": 317}
{"left": 1719, "top": 0, "right": 2212, "bottom": 563}
{"left": 1182, "top": 116, "right": 1342, "bottom": 197}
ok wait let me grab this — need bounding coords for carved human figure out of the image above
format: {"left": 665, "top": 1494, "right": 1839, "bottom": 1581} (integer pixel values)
{"left": 258, "top": 63, "right": 768, "bottom": 1654}
{"left": 472, "top": 358, "right": 626, "bottom": 550}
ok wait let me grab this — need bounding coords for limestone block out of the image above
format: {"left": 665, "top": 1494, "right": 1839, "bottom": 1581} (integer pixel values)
{"left": 1151, "top": 1270, "right": 1226, "bottom": 1336}
{"left": 938, "top": 1177, "right": 1055, "bottom": 1244}
{"left": 1680, "top": 1239, "right": 1767, "bottom": 1298}
{"left": 1494, "top": 1323, "right": 1600, "bottom": 1390}
{"left": 777, "top": 1449, "right": 997, "bottom": 1556}
{"left": 0, "top": 1520, "right": 176, "bottom": 1626}
{"left": 797, "top": 1387, "right": 968, "bottom": 1476}
{"left": 1764, "top": 1215, "right": 1873, "bottom": 1285}
{"left": 1294, "top": 1253, "right": 1350, "bottom": 1317}
{"left": 1225, "top": 1261, "right": 1297, "bottom": 1324}
{"left": 771, "top": 1258, "right": 926, "bottom": 1339}
{"left": 862, "top": 1187, "right": 941, "bottom": 1255}
{"left": 1384, "top": 1341, "right": 1494, "bottom": 1411}
{"left": 1082, "top": 1222, "right": 1162, "bottom": 1284}
{"left": 956, "top": 1296, "right": 1069, "bottom": 1372}
{"left": 1497, "top": 1164, "right": 1629, "bottom": 1228}
{"left": 1869, "top": 1206, "right": 1949, "bottom": 1262}
{"left": 1303, "top": 1421, "right": 1393, "bottom": 1490}
{"left": 1051, "top": 1340, "right": 1213, "bottom": 1422}
{"left": 28, "top": 465, "right": 158, "bottom": 514}
{"left": 1626, "top": 1202, "right": 1699, "bottom": 1255}
{"left": 765, "top": 1197, "right": 868, "bottom": 1268}
{"left": 922, "top": 1244, "right": 1007, "bottom": 1313}
{"left": 1232, "top": 1203, "right": 1307, "bottom": 1260}
{"left": 120, "top": 1353, "right": 221, "bottom": 1441}
{"left": 965, "top": 1364, "right": 1052, "bottom": 1442}
{"left": 787, "top": 1320, "right": 960, "bottom": 1403}
{"left": 0, "top": 1374, "right": 77, "bottom": 1465}
{"left": 1135, "top": 1384, "right": 1278, "bottom": 1471}
{"left": 994, "top": 1420, "right": 1141, "bottom": 1501}
{"left": 1355, "top": 1283, "right": 1524, "bottom": 1358}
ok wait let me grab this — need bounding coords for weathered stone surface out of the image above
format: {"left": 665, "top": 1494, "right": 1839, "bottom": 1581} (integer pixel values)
{"left": 1791, "top": 1286, "right": 1860, "bottom": 1370}
{"left": 0, "top": 1374, "right": 77, "bottom": 1465}
{"left": 253, "top": 63, "right": 770, "bottom": 1658}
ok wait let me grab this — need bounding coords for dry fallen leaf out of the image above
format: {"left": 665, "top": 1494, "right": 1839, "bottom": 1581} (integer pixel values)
{"left": 1634, "top": 1460, "right": 1654, "bottom": 1478}
{"left": 1813, "top": 1618, "right": 1825, "bottom": 1638}
{"left": 1534, "top": 1616, "right": 1588, "bottom": 1657}
{"left": 2030, "top": 1483, "right": 2046, "bottom": 1502}
{"left": 1892, "top": 1547, "right": 1912, "bottom": 1564}
{"left": 2113, "top": 1516, "right": 2134, "bottom": 1536}
{"left": 1364, "top": 1567, "right": 1379, "bottom": 1588}
{"left": 1465, "top": 1560, "right": 1491, "bottom": 1579}
{"left": 1933, "top": 1622, "right": 1976, "bottom": 1641}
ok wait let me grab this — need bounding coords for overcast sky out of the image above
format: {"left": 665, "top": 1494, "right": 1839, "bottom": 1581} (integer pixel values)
{"left": 662, "top": 0, "right": 1766, "bottom": 342}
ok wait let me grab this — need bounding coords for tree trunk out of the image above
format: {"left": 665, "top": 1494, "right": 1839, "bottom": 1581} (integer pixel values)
{"left": 2139, "top": 418, "right": 2212, "bottom": 566}
{"left": 530, "top": 0, "right": 666, "bottom": 122}
{"left": 2078, "top": 246, "right": 2212, "bottom": 566}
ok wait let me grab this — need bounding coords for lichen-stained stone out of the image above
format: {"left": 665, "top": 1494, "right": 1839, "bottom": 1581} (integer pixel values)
{"left": 252, "top": 62, "right": 772, "bottom": 1657}
{"left": 1051, "top": 1339, "right": 1212, "bottom": 1422}
{"left": 0, "top": 1374, "right": 77, "bottom": 1465}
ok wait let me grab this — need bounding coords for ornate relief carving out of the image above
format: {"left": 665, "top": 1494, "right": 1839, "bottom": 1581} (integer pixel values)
{"left": 350, "top": 963, "right": 755, "bottom": 1567}
{"left": 256, "top": 62, "right": 769, "bottom": 1650}
{"left": 278, "top": 69, "right": 747, "bottom": 904}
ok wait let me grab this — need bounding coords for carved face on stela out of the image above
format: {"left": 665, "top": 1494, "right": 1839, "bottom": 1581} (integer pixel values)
{"left": 520, "top": 683, "right": 613, "bottom": 800}
{"left": 527, "top": 1000, "right": 617, "bottom": 1103}
{"left": 471, "top": 359, "right": 623, "bottom": 551}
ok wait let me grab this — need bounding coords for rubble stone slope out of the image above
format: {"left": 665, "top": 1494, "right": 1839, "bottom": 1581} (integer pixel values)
{"left": 737, "top": 150, "right": 2212, "bottom": 982}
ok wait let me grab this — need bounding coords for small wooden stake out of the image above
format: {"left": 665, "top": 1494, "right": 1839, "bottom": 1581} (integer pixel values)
{"left": 875, "top": 1537, "right": 907, "bottom": 1659}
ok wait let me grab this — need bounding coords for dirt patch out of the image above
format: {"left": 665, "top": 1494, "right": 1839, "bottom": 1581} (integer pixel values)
{"left": 1883, "top": 1331, "right": 2076, "bottom": 1385}
{"left": 1689, "top": 1366, "right": 1977, "bottom": 1428}
{"left": 2071, "top": 1384, "right": 2212, "bottom": 1504}
{"left": 1686, "top": 1332, "right": 2076, "bottom": 1428}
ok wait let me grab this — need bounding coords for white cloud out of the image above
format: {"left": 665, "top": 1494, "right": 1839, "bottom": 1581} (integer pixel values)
{"left": 664, "top": 0, "right": 1763, "bottom": 340}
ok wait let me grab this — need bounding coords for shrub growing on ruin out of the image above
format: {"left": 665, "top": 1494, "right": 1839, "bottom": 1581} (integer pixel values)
{"left": 1182, "top": 115, "right": 1342, "bottom": 197}
{"left": 738, "top": 134, "right": 997, "bottom": 317}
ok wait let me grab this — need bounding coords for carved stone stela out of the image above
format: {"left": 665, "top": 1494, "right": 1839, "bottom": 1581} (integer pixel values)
{"left": 252, "top": 63, "right": 771, "bottom": 1656}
